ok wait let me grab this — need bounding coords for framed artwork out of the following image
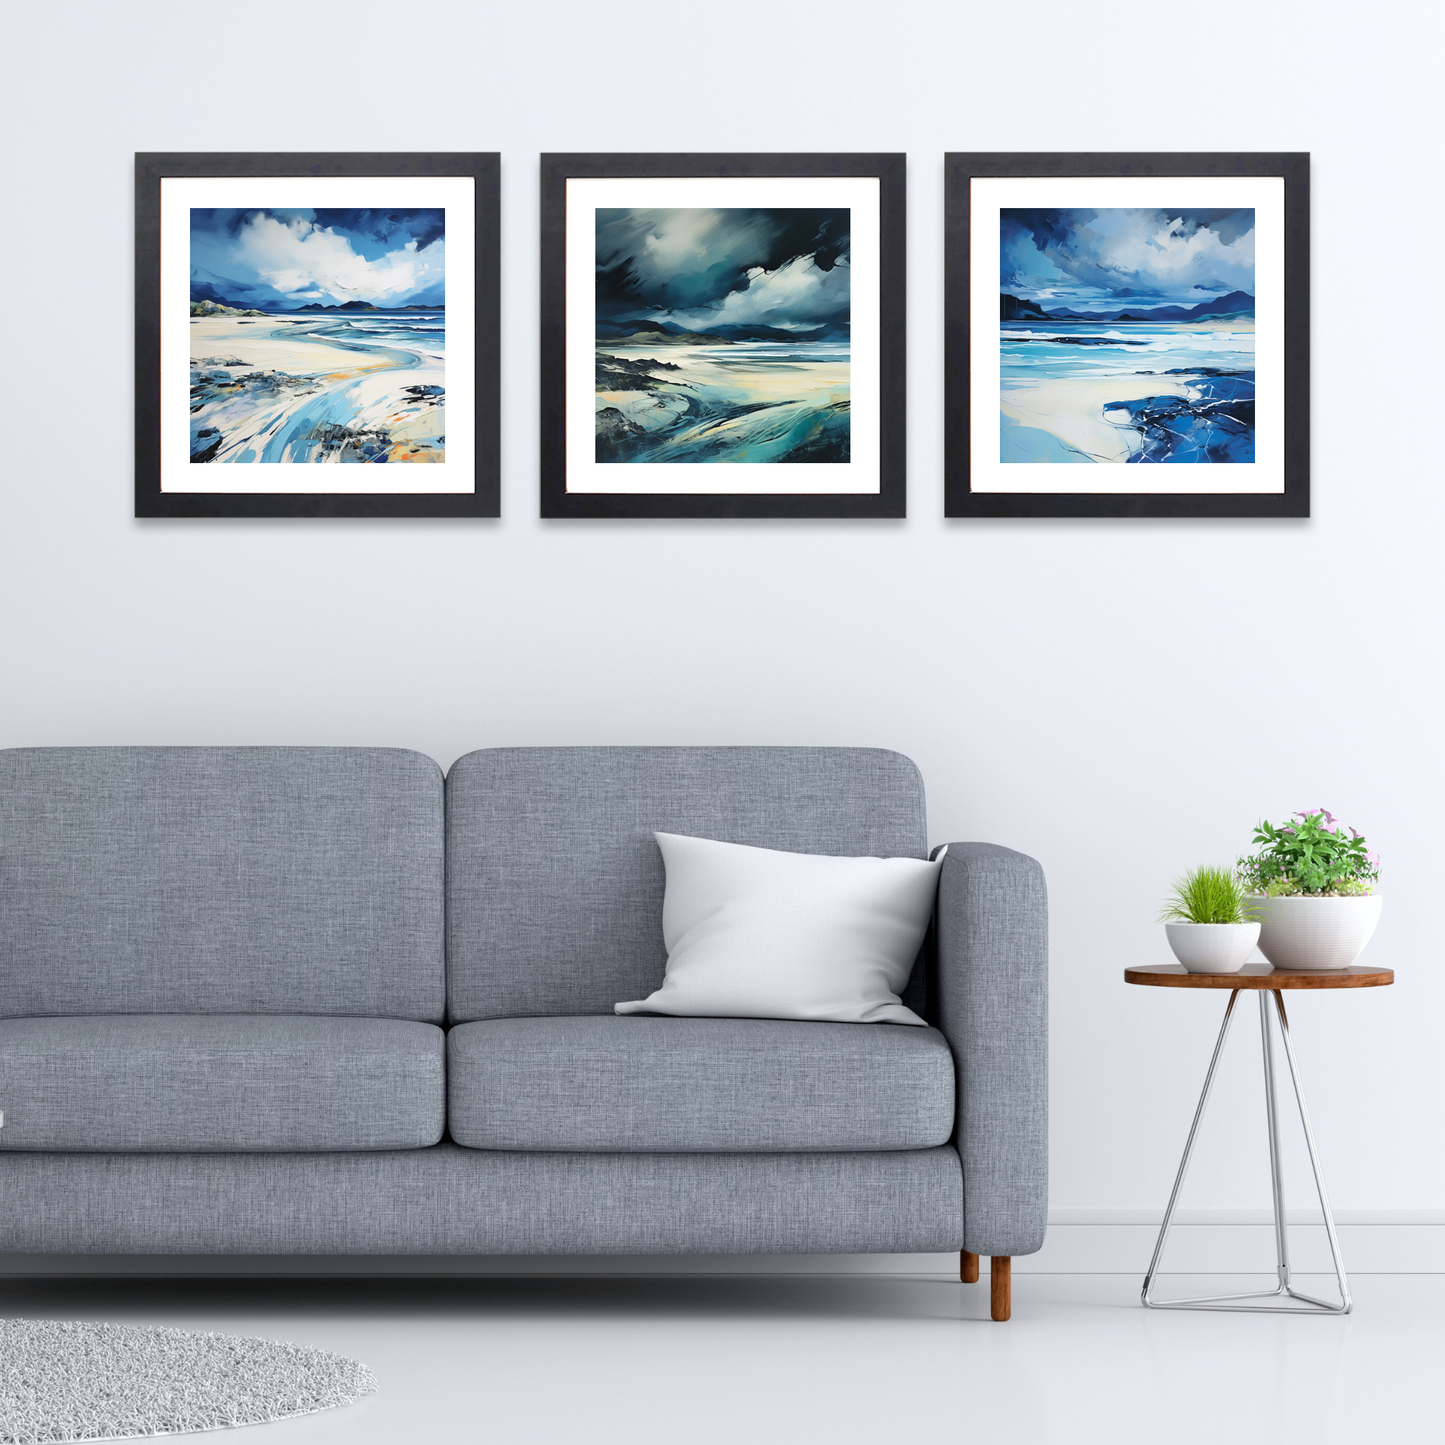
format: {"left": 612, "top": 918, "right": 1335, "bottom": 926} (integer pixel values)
{"left": 135, "top": 152, "right": 500, "bottom": 517}
{"left": 540, "top": 153, "right": 906, "bottom": 518}
{"left": 945, "top": 153, "right": 1309, "bottom": 518}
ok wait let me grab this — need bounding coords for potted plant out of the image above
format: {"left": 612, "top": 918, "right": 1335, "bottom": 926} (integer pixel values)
{"left": 1237, "top": 808, "right": 1382, "bottom": 971}
{"left": 1159, "top": 865, "right": 1261, "bottom": 974}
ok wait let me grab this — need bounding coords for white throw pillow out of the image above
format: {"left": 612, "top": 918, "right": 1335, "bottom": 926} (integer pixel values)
{"left": 615, "top": 833, "right": 944, "bottom": 1026}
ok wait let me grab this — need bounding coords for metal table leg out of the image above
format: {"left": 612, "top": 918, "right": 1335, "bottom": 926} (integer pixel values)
{"left": 1142, "top": 988, "right": 1352, "bottom": 1314}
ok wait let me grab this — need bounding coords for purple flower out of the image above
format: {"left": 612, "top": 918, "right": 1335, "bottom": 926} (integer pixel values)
{"left": 1367, "top": 851, "right": 1379, "bottom": 864}
{"left": 1350, "top": 827, "right": 1361, "bottom": 838}
{"left": 1281, "top": 826, "right": 1296, "bottom": 835}
{"left": 1321, "top": 809, "right": 1337, "bottom": 825}
{"left": 1321, "top": 821, "right": 1337, "bottom": 833}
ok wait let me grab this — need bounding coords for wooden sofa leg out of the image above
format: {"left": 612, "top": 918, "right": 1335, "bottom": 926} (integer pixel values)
{"left": 960, "top": 1250, "right": 979, "bottom": 1283}
{"left": 990, "top": 1257, "right": 1012, "bottom": 1321}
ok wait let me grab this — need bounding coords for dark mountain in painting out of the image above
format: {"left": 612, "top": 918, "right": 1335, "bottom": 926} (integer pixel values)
{"left": 190, "top": 269, "right": 444, "bottom": 316}
{"left": 1003, "top": 290, "right": 1255, "bottom": 324}
{"left": 191, "top": 283, "right": 253, "bottom": 310}
{"left": 1001, "top": 294, "right": 1051, "bottom": 321}
{"left": 595, "top": 319, "right": 686, "bottom": 338}
{"left": 708, "top": 321, "right": 851, "bottom": 342}
{"left": 596, "top": 318, "right": 850, "bottom": 344}
{"left": 1179, "top": 289, "right": 1255, "bottom": 319}
{"left": 292, "top": 301, "right": 445, "bottom": 313}
{"left": 190, "top": 266, "right": 269, "bottom": 311}
{"left": 1062, "top": 290, "right": 1256, "bottom": 322}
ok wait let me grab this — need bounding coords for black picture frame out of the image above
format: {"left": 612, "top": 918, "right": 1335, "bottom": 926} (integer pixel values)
{"left": 135, "top": 152, "right": 500, "bottom": 518}
{"left": 540, "top": 153, "right": 906, "bottom": 519}
{"left": 945, "top": 152, "right": 1309, "bottom": 518}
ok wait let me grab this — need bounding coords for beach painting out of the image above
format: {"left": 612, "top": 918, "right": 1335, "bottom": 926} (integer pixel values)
{"left": 543, "top": 155, "right": 904, "bottom": 518}
{"left": 999, "top": 207, "right": 1256, "bottom": 465}
{"left": 593, "top": 207, "right": 852, "bottom": 465}
{"left": 187, "top": 207, "right": 447, "bottom": 465}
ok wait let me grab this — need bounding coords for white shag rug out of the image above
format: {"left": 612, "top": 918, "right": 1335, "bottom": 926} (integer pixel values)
{"left": 0, "top": 1318, "right": 377, "bottom": 1443}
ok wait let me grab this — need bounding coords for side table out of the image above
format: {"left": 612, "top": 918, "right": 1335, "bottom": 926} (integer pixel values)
{"left": 1124, "top": 962, "right": 1393, "bottom": 1314}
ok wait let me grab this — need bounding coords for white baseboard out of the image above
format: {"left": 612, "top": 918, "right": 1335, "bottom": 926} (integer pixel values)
{"left": 1021, "top": 1220, "right": 1445, "bottom": 1274}
{"left": 1, "top": 1215, "right": 1439, "bottom": 1278}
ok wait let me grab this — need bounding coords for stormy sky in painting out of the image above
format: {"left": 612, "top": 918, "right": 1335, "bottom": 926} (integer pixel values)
{"left": 1001, "top": 208, "right": 1254, "bottom": 317}
{"left": 596, "top": 208, "right": 850, "bottom": 334}
{"left": 190, "top": 208, "right": 446, "bottom": 311}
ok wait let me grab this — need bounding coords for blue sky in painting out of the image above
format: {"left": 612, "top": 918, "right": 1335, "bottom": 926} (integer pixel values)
{"left": 1001, "top": 208, "right": 1254, "bottom": 314}
{"left": 190, "top": 208, "right": 445, "bottom": 310}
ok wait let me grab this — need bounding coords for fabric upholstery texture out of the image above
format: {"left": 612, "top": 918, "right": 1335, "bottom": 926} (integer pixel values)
{"left": 0, "top": 1015, "right": 445, "bottom": 1152}
{"left": 0, "top": 743, "right": 1046, "bottom": 1264}
{"left": 445, "top": 747, "right": 928, "bottom": 1022}
{"left": 447, "top": 1015, "right": 955, "bottom": 1152}
{"left": 0, "top": 1145, "right": 963, "bottom": 1255}
{"left": 0, "top": 748, "right": 445, "bottom": 1021}
{"left": 934, "top": 842, "right": 1049, "bottom": 1257}
{"left": 615, "top": 834, "right": 939, "bottom": 1026}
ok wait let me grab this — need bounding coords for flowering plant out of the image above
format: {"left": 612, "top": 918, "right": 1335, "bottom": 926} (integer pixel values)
{"left": 1237, "top": 808, "right": 1380, "bottom": 897}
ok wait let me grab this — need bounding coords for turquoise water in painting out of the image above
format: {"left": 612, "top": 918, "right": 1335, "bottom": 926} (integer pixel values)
{"left": 1000, "top": 321, "right": 1255, "bottom": 465}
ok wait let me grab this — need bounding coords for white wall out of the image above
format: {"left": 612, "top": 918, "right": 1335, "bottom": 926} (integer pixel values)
{"left": 4, "top": 0, "right": 1440, "bottom": 1258}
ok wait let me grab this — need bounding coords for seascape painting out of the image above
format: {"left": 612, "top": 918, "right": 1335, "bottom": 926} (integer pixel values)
{"left": 1000, "top": 208, "right": 1256, "bottom": 465}
{"left": 188, "top": 208, "right": 447, "bottom": 464}
{"left": 593, "top": 207, "right": 851, "bottom": 464}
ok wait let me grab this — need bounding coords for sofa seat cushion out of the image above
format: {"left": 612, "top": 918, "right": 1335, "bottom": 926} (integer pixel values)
{"left": 0, "top": 1016, "right": 444, "bottom": 1152}
{"left": 447, "top": 1015, "right": 955, "bottom": 1152}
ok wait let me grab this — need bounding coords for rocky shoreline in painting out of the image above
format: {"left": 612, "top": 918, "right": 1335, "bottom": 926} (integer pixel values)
{"left": 594, "top": 208, "right": 852, "bottom": 465}
{"left": 593, "top": 329, "right": 850, "bottom": 464}
{"left": 187, "top": 317, "right": 445, "bottom": 465}
{"left": 1103, "top": 368, "right": 1254, "bottom": 464}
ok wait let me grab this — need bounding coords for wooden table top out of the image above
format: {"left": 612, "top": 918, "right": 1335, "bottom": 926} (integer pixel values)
{"left": 1125, "top": 963, "right": 1393, "bottom": 990}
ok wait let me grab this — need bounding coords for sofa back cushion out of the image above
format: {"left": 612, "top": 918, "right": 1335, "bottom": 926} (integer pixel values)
{"left": 0, "top": 747, "right": 444, "bottom": 1020}
{"left": 445, "top": 747, "right": 928, "bottom": 1022}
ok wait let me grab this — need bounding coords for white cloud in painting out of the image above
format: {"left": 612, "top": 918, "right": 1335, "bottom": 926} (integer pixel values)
{"left": 1087, "top": 211, "right": 1255, "bottom": 294}
{"left": 708, "top": 254, "right": 851, "bottom": 328}
{"left": 661, "top": 253, "right": 852, "bottom": 331}
{"left": 232, "top": 214, "right": 446, "bottom": 304}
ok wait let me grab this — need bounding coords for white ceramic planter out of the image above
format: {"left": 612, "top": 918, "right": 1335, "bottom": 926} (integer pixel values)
{"left": 1249, "top": 893, "right": 1383, "bottom": 971}
{"left": 1164, "top": 921, "right": 1262, "bottom": 974}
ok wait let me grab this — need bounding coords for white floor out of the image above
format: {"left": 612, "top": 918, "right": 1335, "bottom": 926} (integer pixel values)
{"left": 1, "top": 1271, "right": 1439, "bottom": 1444}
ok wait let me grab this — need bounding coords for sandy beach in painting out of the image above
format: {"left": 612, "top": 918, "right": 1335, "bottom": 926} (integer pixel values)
{"left": 189, "top": 315, "right": 445, "bottom": 464}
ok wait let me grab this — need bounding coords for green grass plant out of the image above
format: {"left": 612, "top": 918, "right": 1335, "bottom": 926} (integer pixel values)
{"left": 1158, "top": 865, "right": 1259, "bottom": 925}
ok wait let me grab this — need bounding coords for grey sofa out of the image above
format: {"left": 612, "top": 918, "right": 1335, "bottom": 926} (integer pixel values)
{"left": 0, "top": 746, "right": 1047, "bottom": 1319}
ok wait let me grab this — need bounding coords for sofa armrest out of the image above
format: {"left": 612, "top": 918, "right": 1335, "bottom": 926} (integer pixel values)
{"left": 933, "top": 841, "right": 1048, "bottom": 1257}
